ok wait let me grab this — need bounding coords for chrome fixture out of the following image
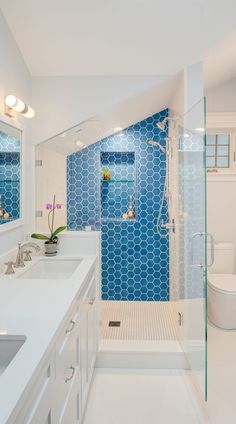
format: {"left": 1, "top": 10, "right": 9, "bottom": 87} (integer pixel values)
{"left": 191, "top": 232, "right": 215, "bottom": 268}
{"left": 147, "top": 139, "right": 166, "bottom": 153}
{"left": 156, "top": 117, "right": 179, "bottom": 131}
{"left": 24, "top": 250, "right": 32, "bottom": 262}
{"left": 14, "top": 242, "right": 41, "bottom": 268}
{"left": 4, "top": 95, "right": 35, "bottom": 119}
{"left": 4, "top": 261, "right": 15, "bottom": 275}
{"left": 161, "top": 219, "right": 175, "bottom": 233}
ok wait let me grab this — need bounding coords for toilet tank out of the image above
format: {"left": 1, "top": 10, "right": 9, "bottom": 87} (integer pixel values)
{"left": 208, "top": 242, "right": 234, "bottom": 274}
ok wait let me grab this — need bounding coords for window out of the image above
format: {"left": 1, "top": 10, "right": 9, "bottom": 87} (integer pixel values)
{"left": 206, "top": 133, "right": 230, "bottom": 169}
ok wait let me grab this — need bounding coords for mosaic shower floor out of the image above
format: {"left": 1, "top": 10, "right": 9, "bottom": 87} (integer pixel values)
{"left": 101, "top": 300, "right": 178, "bottom": 341}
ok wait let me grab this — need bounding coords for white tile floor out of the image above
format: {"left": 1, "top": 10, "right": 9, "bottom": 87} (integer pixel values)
{"left": 207, "top": 323, "right": 236, "bottom": 424}
{"left": 84, "top": 369, "right": 203, "bottom": 424}
{"left": 85, "top": 317, "right": 236, "bottom": 424}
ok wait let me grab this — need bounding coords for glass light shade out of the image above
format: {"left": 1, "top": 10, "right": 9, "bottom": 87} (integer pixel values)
{"left": 22, "top": 106, "right": 35, "bottom": 119}
{"left": 5, "top": 95, "right": 25, "bottom": 113}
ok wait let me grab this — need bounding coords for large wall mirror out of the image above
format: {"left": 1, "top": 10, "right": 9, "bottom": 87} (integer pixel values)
{"left": 0, "top": 119, "right": 22, "bottom": 227}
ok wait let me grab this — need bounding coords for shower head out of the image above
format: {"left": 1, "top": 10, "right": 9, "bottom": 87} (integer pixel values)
{"left": 156, "top": 117, "right": 179, "bottom": 131}
{"left": 156, "top": 120, "right": 166, "bottom": 131}
{"left": 147, "top": 139, "right": 166, "bottom": 153}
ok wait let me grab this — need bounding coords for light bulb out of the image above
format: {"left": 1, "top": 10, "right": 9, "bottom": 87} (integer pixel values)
{"left": 75, "top": 140, "right": 84, "bottom": 148}
{"left": 5, "top": 95, "right": 25, "bottom": 112}
{"left": 114, "top": 127, "right": 122, "bottom": 133}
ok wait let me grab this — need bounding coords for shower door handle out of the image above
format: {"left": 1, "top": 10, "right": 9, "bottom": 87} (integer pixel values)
{"left": 206, "top": 232, "right": 215, "bottom": 268}
{"left": 191, "top": 232, "right": 205, "bottom": 268}
{"left": 191, "top": 232, "right": 215, "bottom": 268}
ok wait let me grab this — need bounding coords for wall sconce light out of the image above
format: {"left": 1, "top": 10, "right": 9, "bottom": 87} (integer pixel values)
{"left": 4, "top": 95, "right": 35, "bottom": 119}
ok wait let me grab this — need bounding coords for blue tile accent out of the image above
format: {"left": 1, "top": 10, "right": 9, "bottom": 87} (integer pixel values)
{"left": 67, "top": 109, "right": 169, "bottom": 301}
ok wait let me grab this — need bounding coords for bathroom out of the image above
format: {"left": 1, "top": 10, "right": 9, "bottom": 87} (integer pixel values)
{"left": 0, "top": 3, "right": 236, "bottom": 424}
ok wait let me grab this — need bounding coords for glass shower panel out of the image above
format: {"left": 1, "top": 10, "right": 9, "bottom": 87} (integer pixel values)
{"left": 178, "top": 98, "right": 207, "bottom": 400}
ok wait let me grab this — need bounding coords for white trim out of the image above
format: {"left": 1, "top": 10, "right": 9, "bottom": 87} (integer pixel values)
{"left": 0, "top": 113, "right": 24, "bottom": 233}
{"left": 0, "top": 218, "right": 24, "bottom": 234}
{"left": 207, "top": 175, "right": 236, "bottom": 182}
{"left": 206, "top": 112, "right": 236, "bottom": 176}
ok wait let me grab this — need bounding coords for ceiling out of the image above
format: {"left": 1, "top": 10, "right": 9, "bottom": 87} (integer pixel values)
{"left": 204, "top": 29, "right": 236, "bottom": 89}
{"left": 0, "top": 0, "right": 236, "bottom": 78}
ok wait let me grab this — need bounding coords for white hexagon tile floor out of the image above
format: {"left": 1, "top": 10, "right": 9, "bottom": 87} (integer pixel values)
{"left": 83, "top": 369, "right": 204, "bottom": 424}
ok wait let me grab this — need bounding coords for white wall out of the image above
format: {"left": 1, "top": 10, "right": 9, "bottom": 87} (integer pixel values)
{"left": 206, "top": 77, "right": 236, "bottom": 112}
{"left": 0, "top": 11, "right": 33, "bottom": 255}
{"left": 31, "top": 76, "right": 165, "bottom": 144}
{"left": 207, "top": 178, "right": 236, "bottom": 272}
{"left": 35, "top": 144, "right": 67, "bottom": 233}
{"left": 206, "top": 80, "right": 236, "bottom": 271}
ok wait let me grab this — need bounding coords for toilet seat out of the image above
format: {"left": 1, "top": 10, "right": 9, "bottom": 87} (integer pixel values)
{"left": 208, "top": 273, "right": 236, "bottom": 295}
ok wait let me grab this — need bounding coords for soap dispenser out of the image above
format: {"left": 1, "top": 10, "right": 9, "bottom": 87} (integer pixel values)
{"left": 128, "top": 195, "right": 135, "bottom": 219}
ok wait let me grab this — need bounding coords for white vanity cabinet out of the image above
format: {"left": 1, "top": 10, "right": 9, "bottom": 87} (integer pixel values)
{"left": 12, "top": 268, "right": 98, "bottom": 424}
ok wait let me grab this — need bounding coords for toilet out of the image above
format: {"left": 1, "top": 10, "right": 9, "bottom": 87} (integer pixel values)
{"left": 208, "top": 242, "right": 236, "bottom": 330}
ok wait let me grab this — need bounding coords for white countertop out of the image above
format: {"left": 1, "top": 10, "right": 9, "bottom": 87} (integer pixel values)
{"left": 0, "top": 253, "right": 97, "bottom": 424}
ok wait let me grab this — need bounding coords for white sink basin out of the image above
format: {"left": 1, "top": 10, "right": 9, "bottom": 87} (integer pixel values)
{"left": 0, "top": 335, "right": 26, "bottom": 376}
{"left": 18, "top": 259, "right": 82, "bottom": 280}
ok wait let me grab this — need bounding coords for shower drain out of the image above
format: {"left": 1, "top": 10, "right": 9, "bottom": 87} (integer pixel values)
{"left": 108, "top": 321, "right": 121, "bottom": 327}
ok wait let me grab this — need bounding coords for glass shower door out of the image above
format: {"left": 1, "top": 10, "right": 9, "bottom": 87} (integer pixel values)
{"left": 177, "top": 97, "right": 209, "bottom": 400}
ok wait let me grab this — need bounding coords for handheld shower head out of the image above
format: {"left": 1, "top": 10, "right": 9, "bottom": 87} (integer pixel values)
{"left": 147, "top": 139, "right": 166, "bottom": 153}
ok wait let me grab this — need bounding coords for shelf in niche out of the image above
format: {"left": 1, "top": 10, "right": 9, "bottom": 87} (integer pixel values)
{"left": 101, "top": 179, "right": 135, "bottom": 184}
{"left": 0, "top": 180, "right": 20, "bottom": 183}
{"left": 102, "top": 218, "right": 136, "bottom": 223}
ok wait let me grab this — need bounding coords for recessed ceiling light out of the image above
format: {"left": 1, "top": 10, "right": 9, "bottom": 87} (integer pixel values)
{"left": 184, "top": 133, "right": 190, "bottom": 138}
{"left": 60, "top": 132, "right": 67, "bottom": 138}
{"left": 75, "top": 140, "right": 84, "bottom": 148}
{"left": 114, "top": 127, "right": 122, "bottom": 133}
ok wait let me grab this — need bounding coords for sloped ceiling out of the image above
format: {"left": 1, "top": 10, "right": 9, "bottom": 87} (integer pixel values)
{"left": 0, "top": 0, "right": 236, "bottom": 77}
{"left": 39, "top": 74, "right": 179, "bottom": 155}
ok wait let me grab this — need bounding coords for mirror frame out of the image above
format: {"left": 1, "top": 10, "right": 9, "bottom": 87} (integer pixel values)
{"left": 0, "top": 113, "right": 24, "bottom": 234}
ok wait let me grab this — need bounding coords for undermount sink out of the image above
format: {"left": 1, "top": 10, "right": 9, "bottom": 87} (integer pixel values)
{"left": 0, "top": 335, "right": 26, "bottom": 376}
{"left": 17, "top": 259, "right": 82, "bottom": 280}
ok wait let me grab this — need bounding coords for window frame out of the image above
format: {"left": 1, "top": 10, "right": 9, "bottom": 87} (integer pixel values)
{"left": 206, "top": 130, "right": 235, "bottom": 173}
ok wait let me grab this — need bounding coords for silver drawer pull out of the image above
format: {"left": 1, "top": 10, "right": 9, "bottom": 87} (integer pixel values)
{"left": 88, "top": 297, "right": 95, "bottom": 305}
{"left": 65, "top": 319, "right": 75, "bottom": 333}
{"left": 65, "top": 366, "right": 75, "bottom": 383}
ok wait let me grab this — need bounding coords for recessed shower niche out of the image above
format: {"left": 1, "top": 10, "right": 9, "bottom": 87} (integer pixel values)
{"left": 100, "top": 151, "right": 136, "bottom": 222}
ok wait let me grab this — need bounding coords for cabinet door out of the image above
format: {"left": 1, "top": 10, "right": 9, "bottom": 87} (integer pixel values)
{"left": 14, "top": 357, "right": 55, "bottom": 424}
{"left": 80, "top": 276, "right": 97, "bottom": 417}
{"left": 55, "top": 309, "right": 79, "bottom": 423}
{"left": 87, "top": 280, "right": 97, "bottom": 382}
{"left": 60, "top": 366, "right": 80, "bottom": 424}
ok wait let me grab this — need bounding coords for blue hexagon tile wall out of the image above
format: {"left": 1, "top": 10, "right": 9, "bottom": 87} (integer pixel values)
{"left": 67, "top": 109, "right": 169, "bottom": 301}
{"left": 0, "top": 131, "right": 20, "bottom": 223}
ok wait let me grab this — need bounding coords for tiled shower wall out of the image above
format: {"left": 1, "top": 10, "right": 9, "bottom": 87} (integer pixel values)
{"left": 67, "top": 109, "right": 169, "bottom": 301}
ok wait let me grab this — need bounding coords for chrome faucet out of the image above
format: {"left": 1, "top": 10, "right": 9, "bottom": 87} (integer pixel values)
{"left": 14, "top": 242, "right": 41, "bottom": 268}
